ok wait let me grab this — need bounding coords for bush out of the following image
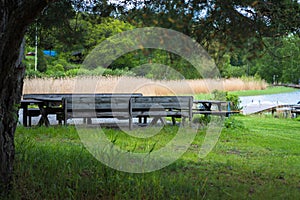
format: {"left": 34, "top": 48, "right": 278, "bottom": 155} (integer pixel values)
{"left": 211, "top": 90, "right": 242, "bottom": 111}
{"left": 53, "top": 64, "right": 64, "bottom": 72}
{"left": 48, "top": 70, "right": 66, "bottom": 78}
{"left": 25, "top": 69, "right": 43, "bottom": 78}
{"left": 224, "top": 117, "right": 245, "bottom": 129}
{"left": 65, "top": 69, "right": 79, "bottom": 77}
{"left": 102, "top": 68, "right": 135, "bottom": 77}
{"left": 211, "top": 90, "right": 227, "bottom": 101}
{"left": 52, "top": 59, "right": 68, "bottom": 69}
{"left": 226, "top": 93, "right": 242, "bottom": 111}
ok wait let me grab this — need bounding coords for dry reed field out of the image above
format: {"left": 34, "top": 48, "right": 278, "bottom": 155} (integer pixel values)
{"left": 23, "top": 76, "right": 268, "bottom": 95}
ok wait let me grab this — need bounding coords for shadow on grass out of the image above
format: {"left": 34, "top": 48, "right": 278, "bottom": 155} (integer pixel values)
{"left": 8, "top": 116, "right": 300, "bottom": 199}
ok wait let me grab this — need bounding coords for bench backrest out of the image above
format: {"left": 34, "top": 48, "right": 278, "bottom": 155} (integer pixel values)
{"left": 23, "top": 93, "right": 143, "bottom": 100}
{"left": 131, "top": 96, "right": 193, "bottom": 112}
{"left": 64, "top": 96, "right": 132, "bottom": 118}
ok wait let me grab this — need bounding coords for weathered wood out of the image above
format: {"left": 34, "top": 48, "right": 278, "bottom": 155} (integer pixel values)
{"left": 193, "top": 110, "right": 240, "bottom": 117}
{"left": 23, "top": 93, "right": 143, "bottom": 100}
{"left": 131, "top": 96, "right": 193, "bottom": 125}
{"left": 291, "top": 106, "right": 300, "bottom": 117}
{"left": 63, "top": 96, "right": 133, "bottom": 128}
{"left": 63, "top": 96, "right": 194, "bottom": 128}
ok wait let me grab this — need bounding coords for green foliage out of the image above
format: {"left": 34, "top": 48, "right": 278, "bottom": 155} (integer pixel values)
{"left": 251, "top": 36, "right": 300, "bottom": 83}
{"left": 37, "top": 49, "right": 47, "bottom": 72}
{"left": 65, "top": 68, "right": 79, "bottom": 77}
{"left": 211, "top": 89, "right": 227, "bottom": 101}
{"left": 23, "top": 1, "right": 300, "bottom": 81}
{"left": 226, "top": 93, "right": 242, "bottom": 111}
{"left": 192, "top": 115, "right": 211, "bottom": 126}
{"left": 222, "top": 65, "right": 246, "bottom": 78}
{"left": 224, "top": 116, "right": 245, "bottom": 129}
{"left": 25, "top": 69, "right": 43, "bottom": 78}
{"left": 211, "top": 90, "right": 242, "bottom": 111}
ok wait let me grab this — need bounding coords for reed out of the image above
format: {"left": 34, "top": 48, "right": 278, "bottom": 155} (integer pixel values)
{"left": 23, "top": 76, "right": 268, "bottom": 95}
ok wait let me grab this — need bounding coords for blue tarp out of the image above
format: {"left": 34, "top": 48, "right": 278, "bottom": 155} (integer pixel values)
{"left": 43, "top": 50, "right": 57, "bottom": 57}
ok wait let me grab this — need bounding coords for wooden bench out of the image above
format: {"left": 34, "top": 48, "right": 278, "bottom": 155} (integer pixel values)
{"left": 23, "top": 93, "right": 143, "bottom": 100}
{"left": 130, "top": 96, "right": 193, "bottom": 126}
{"left": 22, "top": 93, "right": 142, "bottom": 126}
{"left": 63, "top": 96, "right": 193, "bottom": 128}
{"left": 63, "top": 96, "right": 133, "bottom": 128}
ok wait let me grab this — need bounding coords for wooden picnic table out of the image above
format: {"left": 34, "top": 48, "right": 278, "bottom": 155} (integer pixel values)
{"left": 20, "top": 99, "right": 43, "bottom": 127}
{"left": 33, "top": 97, "right": 64, "bottom": 126}
{"left": 21, "top": 93, "right": 143, "bottom": 127}
{"left": 291, "top": 104, "right": 300, "bottom": 117}
{"left": 21, "top": 97, "right": 64, "bottom": 127}
{"left": 193, "top": 100, "right": 238, "bottom": 117}
{"left": 193, "top": 100, "right": 228, "bottom": 111}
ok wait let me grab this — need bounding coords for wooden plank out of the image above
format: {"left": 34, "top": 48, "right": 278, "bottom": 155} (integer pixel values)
{"left": 132, "top": 110, "right": 189, "bottom": 117}
{"left": 23, "top": 93, "right": 142, "bottom": 100}
{"left": 63, "top": 95, "right": 193, "bottom": 128}
{"left": 131, "top": 96, "right": 193, "bottom": 126}
{"left": 63, "top": 96, "right": 132, "bottom": 127}
{"left": 193, "top": 110, "right": 240, "bottom": 116}
{"left": 132, "top": 96, "right": 192, "bottom": 103}
{"left": 132, "top": 103, "right": 190, "bottom": 109}
{"left": 65, "top": 97, "right": 130, "bottom": 111}
{"left": 132, "top": 96, "right": 192, "bottom": 109}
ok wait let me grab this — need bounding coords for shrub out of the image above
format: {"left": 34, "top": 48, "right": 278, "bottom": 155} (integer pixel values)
{"left": 226, "top": 93, "right": 242, "bottom": 111}
{"left": 224, "top": 117, "right": 245, "bottom": 129}
{"left": 211, "top": 90, "right": 242, "bottom": 111}
{"left": 65, "top": 69, "right": 79, "bottom": 77}
{"left": 211, "top": 90, "right": 227, "bottom": 101}
{"left": 25, "top": 69, "right": 43, "bottom": 78}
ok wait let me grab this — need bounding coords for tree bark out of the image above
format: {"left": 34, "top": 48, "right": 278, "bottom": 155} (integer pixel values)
{"left": 0, "top": 0, "right": 53, "bottom": 194}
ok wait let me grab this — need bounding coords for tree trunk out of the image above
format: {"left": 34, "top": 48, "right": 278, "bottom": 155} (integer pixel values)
{"left": 0, "top": 0, "right": 52, "bottom": 194}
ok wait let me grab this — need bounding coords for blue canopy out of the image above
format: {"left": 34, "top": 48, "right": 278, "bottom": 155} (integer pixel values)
{"left": 43, "top": 50, "right": 57, "bottom": 57}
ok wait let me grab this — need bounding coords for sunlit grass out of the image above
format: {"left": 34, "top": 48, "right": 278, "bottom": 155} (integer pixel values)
{"left": 8, "top": 116, "right": 300, "bottom": 199}
{"left": 230, "top": 86, "right": 298, "bottom": 96}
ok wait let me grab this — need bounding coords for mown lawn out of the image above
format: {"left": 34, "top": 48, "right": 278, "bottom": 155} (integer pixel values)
{"left": 229, "top": 86, "right": 298, "bottom": 96}
{"left": 194, "top": 86, "right": 298, "bottom": 100}
{"left": 7, "top": 115, "right": 300, "bottom": 199}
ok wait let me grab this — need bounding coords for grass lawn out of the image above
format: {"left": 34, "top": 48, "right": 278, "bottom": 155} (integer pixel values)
{"left": 229, "top": 86, "right": 298, "bottom": 97}
{"left": 8, "top": 115, "right": 300, "bottom": 199}
{"left": 194, "top": 86, "right": 298, "bottom": 100}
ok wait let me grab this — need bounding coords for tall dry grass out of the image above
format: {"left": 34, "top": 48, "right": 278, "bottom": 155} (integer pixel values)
{"left": 23, "top": 76, "right": 268, "bottom": 96}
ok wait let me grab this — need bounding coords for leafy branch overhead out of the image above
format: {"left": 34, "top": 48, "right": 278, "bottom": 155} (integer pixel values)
{"left": 25, "top": 0, "right": 300, "bottom": 83}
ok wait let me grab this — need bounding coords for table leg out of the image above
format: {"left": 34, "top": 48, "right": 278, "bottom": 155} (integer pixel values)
{"left": 150, "top": 117, "right": 166, "bottom": 126}
{"left": 22, "top": 105, "right": 28, "bottom": 127}
{"left": 171, "top": 117, "right": 176, "bottom": 125}
{"left": 37, "top": 105, "right": 50, "bottom": 127}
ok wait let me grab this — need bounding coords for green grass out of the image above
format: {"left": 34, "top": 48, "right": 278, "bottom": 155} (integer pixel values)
{"left": 194, "top": 86, "right": 298, "bottom": 100}
{"left": 229, "top": 86, "right": 298, "bottom": 96}
{"left": 7, "top": 116, "right": 300, "bottom": 199}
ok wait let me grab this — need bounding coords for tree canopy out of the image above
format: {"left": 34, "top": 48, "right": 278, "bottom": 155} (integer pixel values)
{"left": 24, "top": 0, "right": 300, "bottom": 82}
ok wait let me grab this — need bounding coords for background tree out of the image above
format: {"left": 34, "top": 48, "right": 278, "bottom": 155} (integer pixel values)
{"left": 120, "top": 0, "right": 300, "bottom": 77}
{"left": 251, "top": 35, "right": 300, "bottom": 83}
